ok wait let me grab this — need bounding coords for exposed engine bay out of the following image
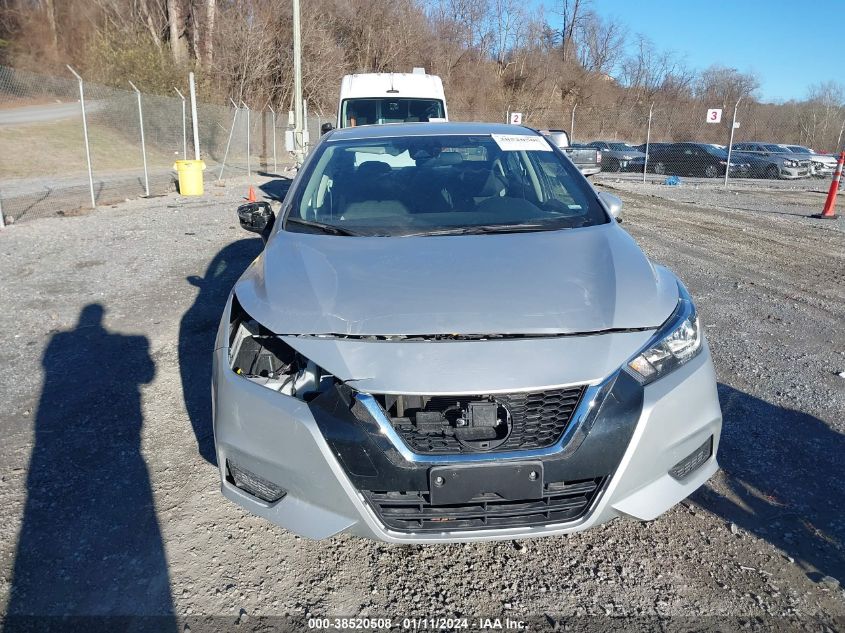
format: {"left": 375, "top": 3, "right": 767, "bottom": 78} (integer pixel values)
{"left": 376, "top": 394, "right": 511, "bottom": 451}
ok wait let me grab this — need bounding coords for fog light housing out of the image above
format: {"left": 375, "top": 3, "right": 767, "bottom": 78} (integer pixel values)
{"left": 669, "top": 437, "right": 713, "bottom": 480}
{"left": 227, "top": 460, "right": 287, "bottom": 503}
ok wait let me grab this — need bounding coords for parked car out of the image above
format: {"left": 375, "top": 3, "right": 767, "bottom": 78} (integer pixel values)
{"left": 778, "top": 144, "right": 837, "bottom": 177}
{"left": 585, "top": 141, "right": 646, "bottom": 172}
{"left": 215, "top": 122, "right": 722, "bottom": 543}
{"left": 542, "top": 130, "right": 602, "bottom": 176}
{"left": 647, "top": 142, "right": 748, "bottom": 178}
{"left": 633, "top": 142, "right": 674, "bottom": 155}
{"left": 730, "top": 142, "right": 811, "bottom": 179}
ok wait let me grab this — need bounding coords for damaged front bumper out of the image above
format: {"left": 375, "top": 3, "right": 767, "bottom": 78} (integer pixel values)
{"left": 212, "top": 296, "right": 722, "bottom": 543}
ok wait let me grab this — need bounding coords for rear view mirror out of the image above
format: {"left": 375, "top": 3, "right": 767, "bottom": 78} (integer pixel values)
{"left": 598, "top": 191, "right": 623, "bottom": 220}
{"left": 321, "top": 122, "right": 334, "bottom": 135}
{"left": 237, "top": 201, "right": 275, "bottom": 239}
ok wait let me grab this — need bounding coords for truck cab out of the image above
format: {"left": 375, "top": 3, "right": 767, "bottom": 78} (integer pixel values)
{"left": 334, "top": 69, "right": 448, "bottom": 129}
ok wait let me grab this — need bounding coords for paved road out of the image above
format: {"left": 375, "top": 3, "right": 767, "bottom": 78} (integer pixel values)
{"left": 0, "top": 100, "right": 108, "bottom": 126}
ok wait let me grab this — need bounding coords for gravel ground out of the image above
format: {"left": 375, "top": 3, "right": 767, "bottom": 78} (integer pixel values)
{"left": 0, "top": 174, "right": 843, "bottom": 631}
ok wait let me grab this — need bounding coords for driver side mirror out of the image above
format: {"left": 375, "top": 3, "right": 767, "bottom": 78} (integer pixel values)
{"left": 237, "top": 201, "right": 275, "bottom": 241}
{"left": 598, "top": 191, "right": 623, "bottom": 220}
{"left": 320, "top": 122, "right": 334, "bottom": 135}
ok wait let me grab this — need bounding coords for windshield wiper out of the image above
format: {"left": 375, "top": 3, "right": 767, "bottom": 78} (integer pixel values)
{"left": 285, "top": 217, "right": 363, "bottom": 236}
{"left": 402, "top": 222, "right": 583, "bottom": 237}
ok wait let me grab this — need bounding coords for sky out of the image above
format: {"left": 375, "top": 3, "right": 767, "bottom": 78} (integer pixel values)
{"left": 546, "top": 0, "right": 843, "bottom": 103}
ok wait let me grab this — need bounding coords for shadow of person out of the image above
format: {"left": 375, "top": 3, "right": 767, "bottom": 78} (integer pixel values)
{"left": 179, "top": 238, "right": 263, "bottom": 465}
{"left": 5, "top": 304, "right": 175, "bottom": 627}
{"left": 693, "top": 384, "right": 845, "bottom": 585}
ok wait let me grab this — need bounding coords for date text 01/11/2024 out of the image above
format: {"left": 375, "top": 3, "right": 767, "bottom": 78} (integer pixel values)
{"left": 307, "top": 617, "right": 527, "bottom": 630}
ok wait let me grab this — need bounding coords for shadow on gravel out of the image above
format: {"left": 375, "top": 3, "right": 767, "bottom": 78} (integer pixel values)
{"left": 179, "top": 237, "right": 263, "bottom": 465}
{"left": 259, "top": 177, "right": 293, "bottom": 202}
{"left": 695, "top": 384, "right": 845, "bottom": 585}
{"left": 5, "top": 305, "right": 176, "bottom": 628}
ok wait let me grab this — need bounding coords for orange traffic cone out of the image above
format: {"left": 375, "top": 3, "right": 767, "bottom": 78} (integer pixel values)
{"left": 247, "top": 186, "right": 257, "bottom": 202}
{"left": 813, "top": 152, "right": 844, "bottom": 219}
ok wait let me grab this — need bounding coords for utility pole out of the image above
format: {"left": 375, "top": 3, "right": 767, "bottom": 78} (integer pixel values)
{"left": 724, "top": 96, "right": 742, "bottom": 188}
{"left": 292, "top": 0, "right": 304, "bottom": 165}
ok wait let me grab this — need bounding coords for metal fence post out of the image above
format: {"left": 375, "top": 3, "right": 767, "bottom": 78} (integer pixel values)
{"left": 218, "top": 100, "right": 239, "bottom": 181}
{"left": 837, "top": 116, "right": 845, "bottom": 152}
{"left": 174, "top": 88, "right": 187, "bottom": 160}
{"left": 268, "top": 105, "right": 277, "bottom": 174}
{"left": 303, "top": 99, "right": 309, "bottom": 154}
{"left": 0, "top": 195, "right": 5, "bottom": 229}
{"left": 643, "top": 102, "right": 654, "bottom": 184}
{"left": 128, "top": 81, "right": 150, "bottom": 197}
{"left": 241, "top": 101, "right": 251, "bottom": 178}
{"left": 570, "top": 103, "right": 578, "bottom": 141}
{"left": 189, "top": 72, "right": 200, "bottom": 160}
{"left": 66, "top": 65, "right": 95, "bottom": 209}
{"left": 724, "top": 97, "right": 742, "bottom": 188}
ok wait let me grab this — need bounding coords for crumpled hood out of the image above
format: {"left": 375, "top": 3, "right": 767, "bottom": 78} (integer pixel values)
{"left": 234, "top": 223, "right": 679, "bottom": 336}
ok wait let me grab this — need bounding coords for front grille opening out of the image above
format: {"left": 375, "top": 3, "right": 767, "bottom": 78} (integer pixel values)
{"left": 374, "top": 386, "right": 586, "bottom": 455}
{"left": 364, "top": 477, "right": 604, "bottom": 532}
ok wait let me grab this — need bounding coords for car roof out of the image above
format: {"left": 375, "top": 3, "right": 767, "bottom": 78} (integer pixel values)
{"left": 326, "top": 121, "right": 540, "bottom": 141}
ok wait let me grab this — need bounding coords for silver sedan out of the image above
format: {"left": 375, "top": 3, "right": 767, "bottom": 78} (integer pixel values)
{"left": 212, "top": 122, "right": 723, "bottom": 543}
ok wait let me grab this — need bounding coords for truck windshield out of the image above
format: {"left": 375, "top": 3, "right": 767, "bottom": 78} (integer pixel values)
{"left": 341, "top": 98, "right": 444, "bottom": 127}
{"left": 286, "top": 133, "right": 608, "bottom": 237}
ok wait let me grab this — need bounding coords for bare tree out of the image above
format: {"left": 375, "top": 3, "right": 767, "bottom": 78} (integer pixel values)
{"left": 167, "top": 0, "right": 188, "bottom": 63}
{"left": 575, "top": 10, "right": 625, "bottom": 76}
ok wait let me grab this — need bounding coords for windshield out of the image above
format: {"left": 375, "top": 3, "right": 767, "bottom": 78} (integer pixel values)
{"left": 608, "top": 143, "right": 635, "bottom": 151}
{"left": 788, "top": 145, "right": 812, "bottom": 153}
{"left": 286, "top": 133, "right": 608, "bottom": 237}
{"left": 341, "top": 98, "right": 444, "bottom": 127}
{"left": 700, "top": 144, "right": 728, "bottom": 158}
{"left": 764, "top": 144, "right": 787, "bottom": 153}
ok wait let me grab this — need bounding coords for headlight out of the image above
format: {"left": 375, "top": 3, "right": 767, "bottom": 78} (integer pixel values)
{"left": 625, "top": 283, "right": 703, "bottom": 385}
{"left": 228, "top": 295, "right": 336, "bottom": 400}
{"left": 784, "top": 160, "right": 797, "bottom": 167}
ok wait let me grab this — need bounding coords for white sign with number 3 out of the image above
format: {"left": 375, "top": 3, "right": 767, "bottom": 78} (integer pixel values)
{"left": 706, "top": 108, "right": 723, "bottom": 123}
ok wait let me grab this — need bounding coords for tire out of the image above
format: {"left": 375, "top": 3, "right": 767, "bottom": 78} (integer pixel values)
{"left": 653, "top": 161, "right": 666, "bottom": 175}
{"left": 765, "top": 164, "right": 780, "bottom": 180}
{"left": 704, "top": 164, "right": 718, "bottom": 178}
{"left": 608, "top": 158, "right": 622, "bottom": 173}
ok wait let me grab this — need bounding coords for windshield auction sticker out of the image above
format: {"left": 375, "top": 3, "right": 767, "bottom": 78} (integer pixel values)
{"left": 490, "top": 134, "right": 553, "bottom": 152}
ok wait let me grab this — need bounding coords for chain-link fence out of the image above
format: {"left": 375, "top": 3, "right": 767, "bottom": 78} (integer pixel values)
{"left": 460, "top": 102, "right": 843, "bottom": 189}
{"left": 0, "top": 65, "right": 324, "bottom": 224}
{"left": 4, "top": 65, "right": 841, "bottom": 225}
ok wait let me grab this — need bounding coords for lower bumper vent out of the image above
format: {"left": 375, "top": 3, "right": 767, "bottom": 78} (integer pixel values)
{"left": 363, "top": 477, "right": 604, "bottom": 533}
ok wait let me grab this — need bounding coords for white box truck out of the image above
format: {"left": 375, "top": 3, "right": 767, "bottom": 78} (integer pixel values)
{"left": 322, "top": 68, "right": 447, "bottom": 134}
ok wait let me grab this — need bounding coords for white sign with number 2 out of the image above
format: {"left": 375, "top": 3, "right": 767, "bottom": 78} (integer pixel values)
{"left": 510, "top": 112, "right": 523, "bottom": 125}
{"left": 706, "top": 108, "right": 723, "bottom": 123}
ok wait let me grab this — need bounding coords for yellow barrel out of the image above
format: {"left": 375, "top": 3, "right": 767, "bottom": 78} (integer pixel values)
{"left": 174, "top": 160, "right": 206, "bottom": 195}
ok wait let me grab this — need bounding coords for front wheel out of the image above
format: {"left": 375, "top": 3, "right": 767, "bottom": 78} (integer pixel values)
{"left": 653, "top": 161, "right": 666, "bottom": 175}
{"left": 765, "top": 164, "right": 780, "bottom": 180}
{"left": 608, "top": 158, "right": 622, "bottom": 172}
{"left": 704, "top": 164, "right": 718, "bottom": 178}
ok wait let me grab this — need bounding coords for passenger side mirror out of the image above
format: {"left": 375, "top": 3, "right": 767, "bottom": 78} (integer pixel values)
{"left": 320, "top": 122, "right": 334, "bottom": 135}
{"left": 237, "top": 201, "right": 275, "bottom": 239}
{"left": 598, "top": 191, "right": 623, "bottom": 220}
